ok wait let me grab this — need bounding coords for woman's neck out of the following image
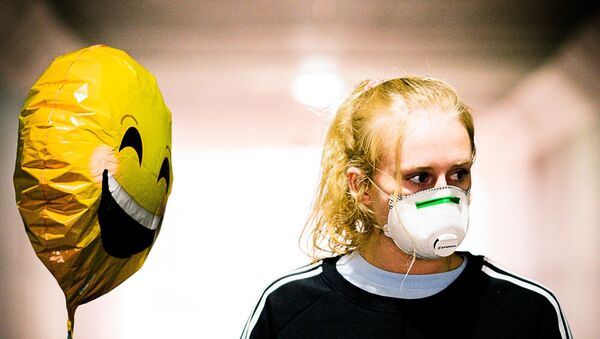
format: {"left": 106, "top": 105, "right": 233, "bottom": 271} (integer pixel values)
{"left": 359, "top": 230, "right": 463, "bottom": 275}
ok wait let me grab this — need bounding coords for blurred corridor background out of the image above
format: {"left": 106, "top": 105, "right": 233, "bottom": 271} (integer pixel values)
{"left": 1, "top": 1, "right": 599, "bottom": 338}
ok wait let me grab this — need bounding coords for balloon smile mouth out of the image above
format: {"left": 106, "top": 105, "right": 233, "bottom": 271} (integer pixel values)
{"left": 98, "top": 169, "right": 161, "bottom": 258}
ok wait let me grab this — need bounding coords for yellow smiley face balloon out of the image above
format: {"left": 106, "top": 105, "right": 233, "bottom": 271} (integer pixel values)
{"left": 13, "top": 45, "right": 173, "bottom": 337}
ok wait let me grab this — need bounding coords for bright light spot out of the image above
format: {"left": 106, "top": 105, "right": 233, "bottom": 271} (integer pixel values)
{"left": 291, "top": 58, "right": 345, "bottom": 109}
{"left": 291, "top": 72, "right": 345, "bottom": 108}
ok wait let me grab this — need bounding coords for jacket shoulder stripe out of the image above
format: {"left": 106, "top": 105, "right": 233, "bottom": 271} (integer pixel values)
{"left": 241, "top": 262, "right": 323, "bottom": 339}
{"left": 481, "top": 258, "right": 572, "bottom": 339}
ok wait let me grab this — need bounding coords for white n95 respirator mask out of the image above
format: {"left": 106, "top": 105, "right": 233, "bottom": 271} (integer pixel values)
{"left": 384, "top": 186, "right": 470, "bottom": 259}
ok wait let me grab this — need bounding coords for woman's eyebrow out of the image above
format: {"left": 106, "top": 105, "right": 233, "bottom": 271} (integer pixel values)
{"left": 452, "top": 160, "right": 473, "bottom": 167}
{"left": 401, "top": 161, "right": 472, "bottom": 172}
{"left": 404, "top": 166, "right": 433, "bottom": 172}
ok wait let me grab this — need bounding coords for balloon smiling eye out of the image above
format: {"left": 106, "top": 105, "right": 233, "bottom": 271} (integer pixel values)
{"left": 158, "top": 158, "right": 170, "bottom": 191}
{"left": 119, "top": 127, "right": 143, "bottom": 165}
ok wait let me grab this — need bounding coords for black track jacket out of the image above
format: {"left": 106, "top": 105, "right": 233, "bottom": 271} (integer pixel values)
{"left": 241, "top": 252, "right": 571, "bottom": 339}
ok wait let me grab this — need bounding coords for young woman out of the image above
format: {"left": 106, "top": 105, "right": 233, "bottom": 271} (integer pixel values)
{"left": 241, "top": 77, "right": 572, "bottom": 339}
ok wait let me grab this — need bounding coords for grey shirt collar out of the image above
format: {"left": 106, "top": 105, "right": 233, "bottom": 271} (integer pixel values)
{"left": 336, "top": 251, "right": 467, "bottom": 299}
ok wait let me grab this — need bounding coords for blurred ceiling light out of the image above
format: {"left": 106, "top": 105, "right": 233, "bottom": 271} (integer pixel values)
{"left": 291, "top": 58, "right": 345, "bottom": 109}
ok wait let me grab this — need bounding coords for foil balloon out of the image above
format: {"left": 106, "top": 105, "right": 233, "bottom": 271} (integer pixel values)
{"left": 13, "top": 45, "right": 173, "bottom": 338}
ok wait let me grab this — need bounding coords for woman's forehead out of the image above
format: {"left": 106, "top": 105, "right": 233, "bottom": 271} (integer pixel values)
{"left": 377, "top": 111, "right": 471, "bottom": 172}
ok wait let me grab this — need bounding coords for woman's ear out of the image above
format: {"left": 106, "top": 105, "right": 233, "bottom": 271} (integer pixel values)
{"left": 347, "top": 167, "right": 371, "bottom": 205}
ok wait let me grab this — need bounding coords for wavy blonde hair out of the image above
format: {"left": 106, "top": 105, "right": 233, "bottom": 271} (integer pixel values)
{"left": 302, "top": 76, "right": 475, "bottom": 260}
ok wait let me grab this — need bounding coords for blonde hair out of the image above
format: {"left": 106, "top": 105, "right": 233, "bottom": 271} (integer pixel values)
{"left": 302, "top": 76, "right": 475, "bottom": 260}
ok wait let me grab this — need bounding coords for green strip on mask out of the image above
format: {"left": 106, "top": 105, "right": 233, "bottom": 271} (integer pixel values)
{"left": 415, "top": 196, "right": 460, "bottom": 209}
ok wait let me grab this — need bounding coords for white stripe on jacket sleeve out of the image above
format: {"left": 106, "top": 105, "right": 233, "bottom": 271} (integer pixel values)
{"left": 241, "top": 262, "right": 323, "bottom": 339}
{"left": 482, "top": 259, "right": 572, "bottom": 339}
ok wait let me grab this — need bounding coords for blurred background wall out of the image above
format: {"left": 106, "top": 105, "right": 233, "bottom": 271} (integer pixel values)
{"left": 1, "top": 1, "right": 598, "bottom": 338}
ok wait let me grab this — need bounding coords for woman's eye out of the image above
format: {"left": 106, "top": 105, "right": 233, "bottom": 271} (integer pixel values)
{"left": 449, "top": 169, "right": 470, "bottom": 182}
{"left": 407, "top": 173, "right": 430, "bottom": 185}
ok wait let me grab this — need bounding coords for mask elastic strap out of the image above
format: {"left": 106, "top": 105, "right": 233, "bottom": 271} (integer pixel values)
{"left": 366, "top": 177, "right": 403, "bottom": 237}
{"left": 366, "top": 177, "right": 399, "bottom": 201}
{"left": 367, "top": 177, "right": 419, "bottom": 261}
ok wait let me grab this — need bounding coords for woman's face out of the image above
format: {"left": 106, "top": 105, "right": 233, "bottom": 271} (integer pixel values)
{"left": 369, "top": 111, "right": 473, "bottom": 227}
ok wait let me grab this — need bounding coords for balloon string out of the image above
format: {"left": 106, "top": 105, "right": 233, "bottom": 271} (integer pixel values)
{"left": 67, "top": 313, "right": 74, "bottom": 339}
